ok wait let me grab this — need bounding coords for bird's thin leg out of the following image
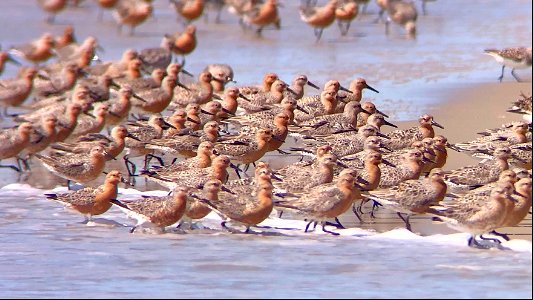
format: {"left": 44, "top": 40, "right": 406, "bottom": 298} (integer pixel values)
{"left": 479, "top": 233, "right": 502, "bottom": 244}
{"left": 469, "top": 235, "right": 500, "bottom": 249}
{"left": 498, "top": 65, "right": 505, "bottom": 82}
{"left": 352, "top": 203, "right": 364, "bottom": 223}
{"left": 511, "top": 68, "right": 522, "bottom": 82}
{"left": 316, "top": 28, "right": 324, "bottom": 42}
{"left": 304, "top": 220, "right": 314, "bottom": 232}
{"left": 488, "top": 230, "right": 510, "bottom": 241}
{"left": 322, "top": 222, "right": 340, "bottom": 236}
{"left": 345, "top": 22, "right": 351, "bottom": 35}
{"left": 422, "top": 0, "right": 428, "bottom": 15}
{"left": 323, "top": 217, "right": 345, "bottom": 229}
{"left": 396, "top": 213, "right": 412, "bottom": 231}
{"left": 370, "top": 201, "right": 382, "bottom": 218}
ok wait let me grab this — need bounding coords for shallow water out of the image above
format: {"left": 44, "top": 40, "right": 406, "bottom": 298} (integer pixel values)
{"left": 1, "top": 184, "right": 532, "bottom": 298}
{"left": 0, "top": 0, "right": 532, "bottom": 298}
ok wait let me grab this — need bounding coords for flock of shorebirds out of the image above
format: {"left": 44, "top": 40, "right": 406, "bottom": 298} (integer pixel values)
{"left": 0, "top": 0, "right": 532, "bottom": 250}
{"left": 32, "top": 0, "right": 436, "bottom": 40}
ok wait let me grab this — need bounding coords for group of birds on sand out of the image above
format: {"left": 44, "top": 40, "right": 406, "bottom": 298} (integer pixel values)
{"left": 1, "top": 2, "right": 532, "bottom": 249}
{"left": 34, "top": 0, "right": 436, "bottom": 40}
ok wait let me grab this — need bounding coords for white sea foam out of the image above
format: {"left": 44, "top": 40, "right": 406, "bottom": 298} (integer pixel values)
{"left": 3, "top": 183, "right": 531, "bottom": 252}
{"left": 0, "top": 183, "right": 45, "bottom": 195}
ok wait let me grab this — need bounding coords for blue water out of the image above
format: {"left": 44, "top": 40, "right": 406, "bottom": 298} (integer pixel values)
{"left": 0, "top": 184, "right": 531, "bottom": 298}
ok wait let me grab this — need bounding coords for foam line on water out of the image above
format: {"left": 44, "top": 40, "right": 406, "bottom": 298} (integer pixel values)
{"left": 4, "top": 184, "right": 532, "bottom": 252}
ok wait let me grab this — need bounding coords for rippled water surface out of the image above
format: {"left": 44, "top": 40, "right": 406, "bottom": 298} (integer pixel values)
{"left": 0, "top": 0, "right": 532, "bottom": 298}
{"left": 1, "top": 184, "right": 531, "bottom": 298}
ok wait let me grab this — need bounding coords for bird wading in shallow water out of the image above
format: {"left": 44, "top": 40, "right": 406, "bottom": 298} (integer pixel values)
{"left": 484, "top": 47, "right": 532, "bottom": 82}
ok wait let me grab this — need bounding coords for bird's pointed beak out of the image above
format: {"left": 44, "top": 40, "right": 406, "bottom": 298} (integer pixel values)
{"left": 132, "top": 93, "right": 147, "bottom": 103}
{"left": 180, "top": 68, "right": 194, "bottom": 77}
{"left": 187, "top": 117, "right": 200, "bottom": 124}
{"left": 83, "top": 111, "right": 96, "bottom": 118}
{"left": 336, "top": 161, "right": 349, "bottom": 168}
{"left": 382, "top": 119, "right": 398, "bottom": 128}
{"left": 286, "top": 87, "right": 298, "bottom": 96}
{"left": 221, "top": 185, "right": 235, "bottom": 194}
{"left": 109, "top": 79, "right": 121, "bottom": 89}
{"left": 431, "top": 120, "right": 444, "bottom": 129}
{"left": 307, "top": 80, "right": 320, "bottom": 90}
{"left": 376, "top": 132, "right": 390, "bottom": 139}
{"left": 163, "top": 120, "right": 177, "bottom": 129}
{"left": 271, "top": 173, "right": 283, "bottom": 181}
{"left": 382, "top": 158, "right": 396, "bottom": 167}
{"left": 200, "top": 109, "right": 215, "bottom": 116}
{"left": 422, "top": 156, "right": 436, "bottom": 164}
{"left": 375, "top": 109, "right": 389, "bottom": 118}
{"left": 238, "top": 93, "right": 250, "bottom": 102}
{"left": 364, "top": 83, "right": 379, "bottom": 93}
{"left": 221, "top": 107, "right": 235, "bottom": 116}
{"left": 360, "top": 107, "right": 372, "bottom": 115}
{"left": 296, "top": 105, "right": 309, "bottom": 114}
{"left": 126, "top": 133, "right": 141, "bottom": 141}
{"left": 176, "top": 81, "right": 190, "bottom": 90}
{"left": 356, "top": 176, "right": 370, "bottom": 185}
{"left": 339, "top": 85, "right": 353, "bottom": 94}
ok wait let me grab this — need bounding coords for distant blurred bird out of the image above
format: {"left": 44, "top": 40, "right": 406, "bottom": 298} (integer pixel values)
{"left": 226, "top": 0, "right": 259, "bottom": 27}
{"left": 138, "top": 37, "right": 174, "bottom": 73}
{"left": 54, "top": 36, "right": 100, "bottom": 69}
{"left": 113, "top": 0, "right": 153, "bottom": 36}
{"left": 384, "top": 0, "right": 418, "bottom": 38}
{"left": 37, "top": 0, "right": 68, "bottom": 23}
{"left": 300, "top": 0, "right": 338, "bottom": 42}
{"left": 203, "top": 63, "right": 235, "bottom": 92}
{"left": 335, "top": 1, "right": 358, "bottom": 36}
{"left": 484, "top": 47, "right": 532, "bottom": 82}
{"left": 164, "top": 25, "right": 197, "bottom": 64}
{"left": 242, "top": 0, "right": 281, "bottom": 36}
{"left": 375, "top": 0, "right": 397, "bottom": 23}
{"left": 170, "top": 0, "right": 205, "bottom": 25}
{"left": 355, "top": 0, "right": 370, "bottom": 14}
{"left": 204, "top": 0, "right": 225, "bottom": 23}
{"left": 0, "top": 51, "right": 21, "bottom": 76}
{"left": 96, "top": 0, "right": 120, "bottom": 21}
{"left": 9, "top": 33, "right": 56, "bottom": 65}
{"left": 0, "top": 68, "right": 38, "bottom": 116}
{"left": 54, "top": 26, "right": 77, "bottom": 49}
